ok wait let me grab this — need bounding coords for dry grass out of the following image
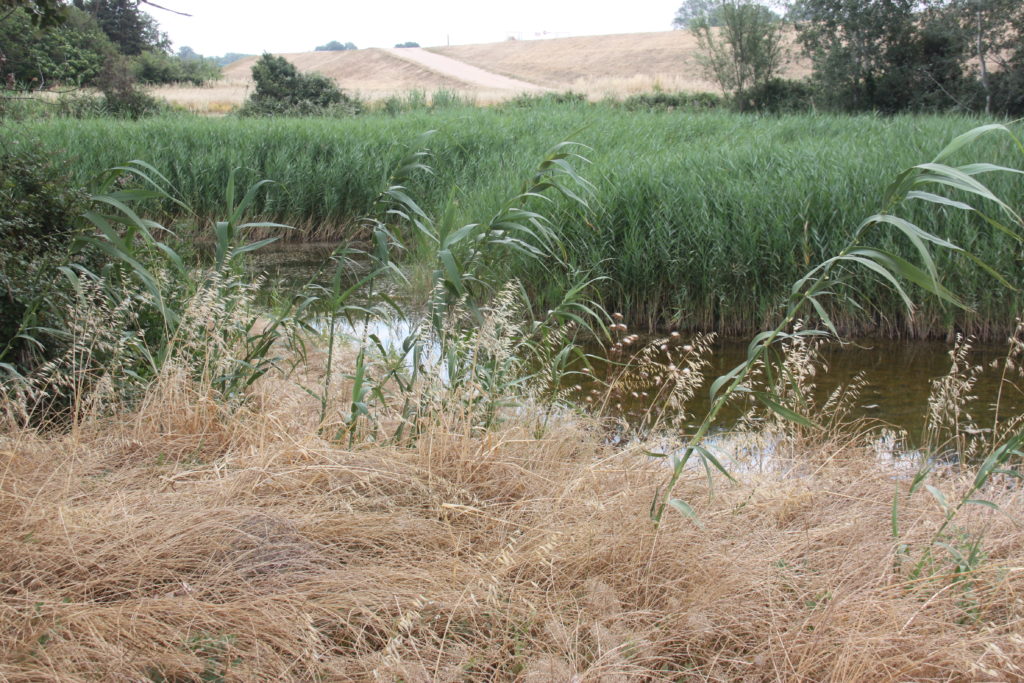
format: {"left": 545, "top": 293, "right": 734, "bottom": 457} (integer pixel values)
{"left": 157, "top": 30, "right": 813, "bottom": 111}
{"left": 432, "top": 30, "right": 810, "bottom": 99}
{"left": 147, "top": 79, "right": 254, "bottom": 115}
{"left": 3, "top": 359, "right": 1024, "bottom": 681}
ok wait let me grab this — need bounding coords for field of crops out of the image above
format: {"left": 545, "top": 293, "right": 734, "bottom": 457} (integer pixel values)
{"left": 7, "top": 106, "right": 1022, "bottom": 338}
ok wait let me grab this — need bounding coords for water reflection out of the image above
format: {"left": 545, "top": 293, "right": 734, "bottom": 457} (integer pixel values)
{"left": 249, "top": 243, "right": 1024, "bottom": 444}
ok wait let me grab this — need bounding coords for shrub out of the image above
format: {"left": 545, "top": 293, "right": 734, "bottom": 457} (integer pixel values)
{"left": 504, "top": 91, "right": 588, "bottom": 108}
{"left": 241, "top": 53, "right": 360, "bottom": 116}
{"left": 0, "top": 140, "right": 89, "bottom": 369}
{"left": 133, "top": 50, "right": 222, "bottom": 86}
{"left": 735, "top": 78, "right": 815, "bottom": 113}
{"left": 620, "top": 91, "right": 724, "bottom": 111}
{"left": 94, "top": 55, "right": 168, "bottom": 118}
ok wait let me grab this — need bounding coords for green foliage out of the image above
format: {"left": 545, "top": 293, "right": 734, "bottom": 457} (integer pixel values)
{"left": 1, "top": 0, "right": 67, "bottom": 27}
{"left": 308, "top": 134, "right": 601, "bottom": 443}
{"left": 692, "top": 0, "right": 786, "bottom": 98}
{"left": 735, "top": 77, "right": 814, "bottom": 113}
{"left": 0, "top": 139, "right": 89, "bottom": 368}
{"left": 241, "top": 53, "right": 360, "bottom": 117}
{"left": 71, "top": 0, "right": 168, "bottom": 56}
{"left": 93, "top": 53, "right": 167, "bottom": 118}
{"left": 673, "top": 0, "right": 725, "bottom": 28}
{"left": 394, "top": 41, "right": 420, "bottom": 48}
{"left": 504, "top": 91, "right": 588, "bottom": 108}
{"left": 133, "top": 49, "right": 221, "bottom": 86}
{"left": 210, "top": 52, "right": 253, "bottom": 67}
{"left": 0, "top": 6, "right": 115, "bottom": 87}
{"left": 792, "top": 0, "right": 974, "bottom": 112}
{"left": 653, "top": 122, "right": 1024, "bottom": 525}
{"left": 0, "top": 159, "right": 310, "bottom": 426}
{"left": 620, "top": 90, "right": 723, "bottom": 111}
{"left": 314, "top": 40, "right": 356, "bottom": 51}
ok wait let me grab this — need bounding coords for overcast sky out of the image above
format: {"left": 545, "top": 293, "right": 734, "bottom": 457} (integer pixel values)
{"left": 142, "top": 0, "right": 682, "bottom": 56}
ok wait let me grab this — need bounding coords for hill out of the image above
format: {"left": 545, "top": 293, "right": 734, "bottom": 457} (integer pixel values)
{"left": 152, "top": 30, "right": 808, "bottom": 111}
{"left": 431, "top": 31, "right": 719, "bottom": 95}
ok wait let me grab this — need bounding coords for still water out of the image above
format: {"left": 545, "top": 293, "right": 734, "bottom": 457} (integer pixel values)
{"left": 251, "top": 243, "right": 1023, "bottom": 442}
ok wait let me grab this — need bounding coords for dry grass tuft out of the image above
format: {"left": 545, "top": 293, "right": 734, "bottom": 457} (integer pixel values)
{"left": 2, "top": 366, "right": 1024, "bottom": 680}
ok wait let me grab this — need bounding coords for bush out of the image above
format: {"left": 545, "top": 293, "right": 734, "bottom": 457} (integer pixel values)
{"left": 94, "top": 55, "right": 168, "bottom": 119}
{"left": 0, "top": 6, "right": 115, "bottom": 88}
{"left": 504, "top": 91, "right": 588, "bottom": 108}
{"left": 133, "top": 50, "right": 222, "bottom": 86}
{"left": 0, "top": 140, "right": 89, "bottom": 367}
{"left": 988, "top": 67, "right": 1024, "bottom": 117}
{"left": 241, "top": 53, "right": 360, "bottom": 117}
{"left": 620, "top": 91, "right": 723, "bottom": 111}
{"left": 735, "top": 78, "right": 815, "bottom": 113}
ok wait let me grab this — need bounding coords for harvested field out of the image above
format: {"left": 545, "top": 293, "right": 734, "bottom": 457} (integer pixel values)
{"left": 155, "top": 30, "right": 811, "bottom": 110}
{"left": 431, "top": 30, "right": 810, "bottom": 98}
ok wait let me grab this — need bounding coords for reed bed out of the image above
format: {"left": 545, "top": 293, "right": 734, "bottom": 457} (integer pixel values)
{"left": 2, "top": 364, "right": 1024, "bottom": 681}
{"left": 4, "top": 108, "right": 1022, "bottom": 339}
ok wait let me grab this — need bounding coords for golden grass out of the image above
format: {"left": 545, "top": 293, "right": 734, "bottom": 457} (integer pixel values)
{"left": 432, "top": 30, "right": 811, "bottom": 99}
{"left": 3, "top": 360, "right": 1024, "bottom": 680}
{"left": 156, "top": 30, "right": 813, "bottom": 110}
{"left": 147, "top": 79, "right": 253, "bottom": 115}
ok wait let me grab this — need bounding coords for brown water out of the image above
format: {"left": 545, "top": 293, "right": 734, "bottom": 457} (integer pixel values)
{"left": 579, "top": 337, "right": 1023, "bottom": 443}
{"left": 251, "top": 244, "right": 1024, "bottom": 442}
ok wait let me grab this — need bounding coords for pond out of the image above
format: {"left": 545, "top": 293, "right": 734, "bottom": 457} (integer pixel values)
{"left": 250, "top": 243, "right": 1024, "bottom": 445}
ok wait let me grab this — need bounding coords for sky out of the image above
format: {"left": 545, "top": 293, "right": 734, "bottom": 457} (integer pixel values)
{"left": 142, "top": 0, "right": 683, "bottom": 57}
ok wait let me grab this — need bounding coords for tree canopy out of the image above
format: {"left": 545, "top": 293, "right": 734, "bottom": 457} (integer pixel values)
{"left": 691, "top": 0, "right": 785, "bottom": 98}
{"left": 315, "top": 40, "right": 356, "bottom": 51}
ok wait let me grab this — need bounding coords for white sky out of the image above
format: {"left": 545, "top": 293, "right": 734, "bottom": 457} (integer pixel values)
{"left": 143, "top": 0, "right": 682, "bottom": 56}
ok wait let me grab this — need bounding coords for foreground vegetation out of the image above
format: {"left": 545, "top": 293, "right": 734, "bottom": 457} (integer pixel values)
{"left": 5, "top": 107, "right": 1022, "bottom": 338}
{"left": 4, "top": 366, "right": 1024, "bottom": 680}
{"left": 2, "top": 113, "right": 1023, "bottom": 679}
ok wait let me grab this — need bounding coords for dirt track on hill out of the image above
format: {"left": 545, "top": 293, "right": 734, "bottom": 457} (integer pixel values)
{"left": 382, "top": 47, "right": 550, "bottom": 92}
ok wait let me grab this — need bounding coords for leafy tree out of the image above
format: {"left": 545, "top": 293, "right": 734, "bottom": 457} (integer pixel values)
{"left": 946, "top": 0, "right": 1024, "bottom": 113}
{"left": 315, "top": 40, "right": 356, "bottom": 51}
{"left": 0, "top": 0, "right": 67, "bottom": 26}
{"left": 792, "top": 0, "right": 973, "bottom": 112}
{"left": 212, "top": 52, "right": 253, "bottom": 67}
{"left": 0, "top": 6, "right": 115, "bottom": 87}
{"left": 394, "top": 41, "right": 420, "bottom": 48}
{"left": 691, "top": 0, "right": 785, "bottom": 100}
{"left": 72, "top": 0, "right": 168, "bottom": 55}
{"left": 673, "top": 0, "right": 725, "bottom": 28}
{"left": 133, "top": 49, "right": 220, "bottom": 85}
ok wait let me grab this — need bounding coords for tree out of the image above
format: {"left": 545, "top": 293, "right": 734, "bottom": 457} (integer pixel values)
{"left": 0, "top": 5, "right": 115, "bottom": 87}
{"left": 792, "top": 0, "right": 973, "bottom": 112}
{"left": 691, "top": 0, "right": 785, "bottom": 99}
{"left": 944, "top": 0, "right": 1023, "bottom": 114}
{"left": 315, "top": 40, "right": 356, "bottom": 51}
{"left": 72, "top": 0, "right": 168, "bottom": 55}
{"left": 673, "top": 0, "right": 725, "bottom": 28}
{"left": 394, "top": 41, "right": 420, "bottom": 48}
{"left": 0, "top": 0, "right": 67, "bottom": 26}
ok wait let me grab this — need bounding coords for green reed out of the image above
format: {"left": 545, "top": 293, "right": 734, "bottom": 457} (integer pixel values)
{"left": 5, "top": 106, "right": 1022, "bottom": 338}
